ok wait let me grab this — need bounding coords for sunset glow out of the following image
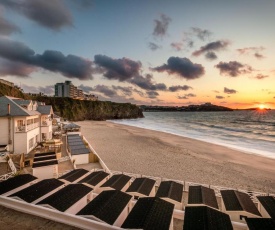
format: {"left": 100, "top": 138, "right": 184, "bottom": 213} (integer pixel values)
{"left": 0, "top": 1, "right": 274, "bottom": 109}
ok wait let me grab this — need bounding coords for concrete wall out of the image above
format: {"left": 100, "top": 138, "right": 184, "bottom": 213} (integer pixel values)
{"left": 65, "top": 193, "right": 92, "bottom": 214}
{"left": 258, "top": 203, "right": 271, "bottom": 218}
{"left": 113, "top": 203, "right": 130, "bottom": 227}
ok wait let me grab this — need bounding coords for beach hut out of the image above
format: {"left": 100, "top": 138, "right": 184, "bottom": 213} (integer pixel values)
{"left": 126, "top": 177, "right": 156, "bottom": 199}
{"left": 66, "top": 134, "right": 90, "bottom": 164}
{"left": 256, "top": 196, "right": 275, "bottom": 220}
{"left": 99, "top": 174, "right": 131, "bottom": 193}
{"left": 78, "top": 171, "right": 109, "bottom": 191}
{"left": 32, "top": 152, "right": 58, "bottom": 179}
{"left": 8, "top": 179, "right": 65, "bottom": 204}
{"left": 58, "top": 168, "right": 89, "bottom": 183}
{"left": 0, "top": 174, "right": 38, "bottom": 196}
{"left": 183, "top": 206, "right": 233, "bottom": 230}
{"left": 37, "top": 184, "right": 93, "bottom": 214}
{"left": 221, "top": 190, "right": 261, "bottom": 223}
{"left": 187, "top": 185, "right": 219, "bottom": 210}
{"left": 155, "top": 180, "right": 183, "bottom": 209}
{"left": 77, "top": 190, "right": 132, "bottom": 227}
{"left": 121, "top": 197, "right": 174, "bottom": 230}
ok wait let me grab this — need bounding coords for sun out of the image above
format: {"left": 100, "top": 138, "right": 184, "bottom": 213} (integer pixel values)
{"left": 259, "top": 104, "right": 265, "bottom": 110}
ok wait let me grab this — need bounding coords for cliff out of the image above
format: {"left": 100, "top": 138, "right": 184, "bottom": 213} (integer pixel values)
{"left": 0, "top": 82, "right": 144, "bottom": 121}
{"left": 33, "top": 96, "right": 144, "bottom": 121}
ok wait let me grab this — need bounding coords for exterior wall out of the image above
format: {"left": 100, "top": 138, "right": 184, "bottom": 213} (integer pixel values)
{"left": 258, "top": 203, "right": 271, "bottom": 218}
{"left": 72, "top": 154, "right": 89, "bottom": 165}
{"left": 113, "top": 204, "right": 130, "bottom": 227}
{"left": 0, "top": 118, "right": 9, "bottom": 146}
{"left": 32, "top": 164, "right": 58, "bottom": 179}
{"left": 65, "top": 193, "right": 91, "bottom": 214}
{"left": 161, "top": 197, "right": 182, "bottom": 210}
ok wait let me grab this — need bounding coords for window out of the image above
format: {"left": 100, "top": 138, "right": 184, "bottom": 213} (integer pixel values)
{"left": 29, "top": 138, "right": 34, "bottom": 149}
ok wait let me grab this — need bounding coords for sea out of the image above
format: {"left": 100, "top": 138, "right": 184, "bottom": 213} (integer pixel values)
{"left": 110, "top": 110, "right": 275, "bottom": 159}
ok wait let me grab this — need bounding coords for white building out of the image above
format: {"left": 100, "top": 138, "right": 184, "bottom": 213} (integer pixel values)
{"left": 0, "top": 96, "right": 53, "bottom": 155}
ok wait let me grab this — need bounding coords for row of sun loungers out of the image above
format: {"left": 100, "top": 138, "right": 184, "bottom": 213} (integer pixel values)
{"left": 0, "top": 170, "right": 274, "bottom": 230}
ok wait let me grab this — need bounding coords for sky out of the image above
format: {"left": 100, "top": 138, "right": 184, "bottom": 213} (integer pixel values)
{"left": 0, "top": 0, "right": 275, "bottom": 109}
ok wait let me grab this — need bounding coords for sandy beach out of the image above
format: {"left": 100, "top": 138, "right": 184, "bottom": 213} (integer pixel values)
{"left": 77, "top": 121, "right": 275, "bottom": 193}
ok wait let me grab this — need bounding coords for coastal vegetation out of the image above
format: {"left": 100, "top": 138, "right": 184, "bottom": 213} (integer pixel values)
{"left": 0, "top": 82, "right": 143, "bottom": 121}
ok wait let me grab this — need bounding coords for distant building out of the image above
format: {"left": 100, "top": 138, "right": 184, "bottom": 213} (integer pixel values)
{"left": 54, "top": 81, "right": 97, "bottom": 101}
{"left": 55, "top": 81, "right": 75, "bottom": 98}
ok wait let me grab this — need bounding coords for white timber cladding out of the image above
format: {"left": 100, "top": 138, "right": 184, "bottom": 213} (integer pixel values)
{"left": 32, "top": 165, "right": 58, "bottom": 179}
{"left": 72, "top": 154, "right": 89, "bottom": 165}
{"left": 0, "top": 118, "right": 9, "bottom": 145}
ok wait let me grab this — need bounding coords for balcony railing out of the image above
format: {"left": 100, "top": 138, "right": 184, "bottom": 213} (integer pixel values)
{"left": 16, "top": 123, "right": 40, "bottom": 132}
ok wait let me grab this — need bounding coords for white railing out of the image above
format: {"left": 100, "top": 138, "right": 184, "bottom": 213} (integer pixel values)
{"left": 8, "top": 158, "right": 17, "bottom": 174}
{"left": 0, "top": 172, "right": 14, "bottom": 182}
{"left": 26, "top": 122, "right": 39, "bottom": 131}
{"left": 58, "top": 156, "right": 70, "bottom": 163}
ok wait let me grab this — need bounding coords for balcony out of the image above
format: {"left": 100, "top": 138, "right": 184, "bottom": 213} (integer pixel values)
{"left": 16, "top": 123, "right": 39, "bottom": 132}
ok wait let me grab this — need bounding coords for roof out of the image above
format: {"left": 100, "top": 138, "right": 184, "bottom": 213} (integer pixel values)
{"left": 70, "top": 148, "right": 90, "bottom": 155}
{"left": 9, "top": 179, "right": 64, "bottom": 203}
{"left": 126, "top": 177, "right": 155, "bottom": 196}
{"left": 155, "top": 180, "right": 183, "bottom": 203}
{"left": 121, "top": 197, "right": 174, "bottom": 230}
{"left": 77, "top": 190, "right": 132, "bottom": 225}
{"left": 0, "top": 96, "right": 30, "bottom": 117}
{"left": 0, "top": 96, "right": 50, "bottom": 117}
{"left": 37, "top": 105, "right": 53, "bottom": 115}
{"left": 63, "top": 123, "right": 80, "bottom": 129}
{"left": 78, "top": 171, "right": 109, "bottom": 186}
{"left": 33, "top": 155, "right": 56, "bottom": 162}
{"left": 257, "top": 196, "right": 275, "bottom": 220}
{"left": 221, "top": 190, "right": 261, "bottom": 216}
{"left": 0, "top": 174, "right": 37, "bottom": 195}
{"left": 58, "top": 169, "right": 89, "bottom": 182}
{"left": 32, "top": 160, "right": 58, "bottom": 168}
{"left": 35, "top": 152, "right": 56, "bottom": 157}
{"left": 245, "top": 218, "right": 275, "bottom": 230}
{"left": 101, "top": 174, "right": 131, "bottom": 190}
{"left": 37, "top": 184, "right": 92, "bottom": 212}
{"left": 188, "top": 185, "right": 218, "bottom": 209}
{"left": 183, "top": 206, "right": 233, "bottom": 230}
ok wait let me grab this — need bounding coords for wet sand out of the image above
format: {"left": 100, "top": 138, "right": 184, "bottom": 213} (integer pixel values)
{"left": 77, "top": 121, "right": 275, "bottom": 193}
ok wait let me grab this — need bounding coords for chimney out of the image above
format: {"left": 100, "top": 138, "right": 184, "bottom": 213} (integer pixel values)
{"left": 7, "top": 103, "right": 10, "bottom": 115}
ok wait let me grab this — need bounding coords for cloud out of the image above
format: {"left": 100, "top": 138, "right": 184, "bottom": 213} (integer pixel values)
{"left": 0, "top": 0, "right": 73, "bottom": 31}
{"left": 212, "top": 90, "right": 220, "bottom": 93}
{"left": 192, "top": 40, "right": 229, "bottom": 57}
{"left": 216, "top": 95, "right": 225, "bottom": 99}
{"left": 146, "top": 91, "right": 159, "bottom": 99}
{"left": 191, "top": 27, "right": 212, "bottom": 41}
{"left": 152, "top": 56, "right": 205, "bottom": 80}
{"left": 21, "top": 84, "right": 54, "bottom": 95}
{"left": 215, "top": 61, "right": 253, "bottom": 77}
{"left": 205, "top": 52, "right": 217, "bottom": 60}
{"left": 70, "top": 0, "right": 93, "bottom": 9}
{"left": 153, "top": 14, "right": 171, "bottom": 38}
{"left": 168, "top": 85, "right": 193, "bottom": 92}
{"left": 92, "top": 85, "right": 117, "bottom": 97}
{"left": 237, "top": 46, "right": 265, "bottom": 59}
{"left": 112, "top": 85, "right": 135, "bottom": 96}
{"left": 177, "top": 93, "right": 196, "bottom": 99}
{"left": 148, "top": 42, "right": 161, "bottom": 51}
{"left": 0, "top": 58, "right": 35, "bottom": 77}
{"left": 78, "top": 84, "right": 93, "bottom": 93}
{"left": 0, "top": 13, "right": 21, "bottom": 35}
{"left": 255, "top": 74, "right": 269, "bottom": 80}
{"left": 224, "top": 87, "right": 237, "bottom": 94}
{"left": 129, "top": 74, "right": 167, "bottom": 91}
{"left": 94, "top": 54, "right": 141, "bottom": 81}
{"left": 0, "top": 38, "right": 93, "bottom": 79}
{"left": 171, "top": 42, "right": 183, "bottom": 51}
